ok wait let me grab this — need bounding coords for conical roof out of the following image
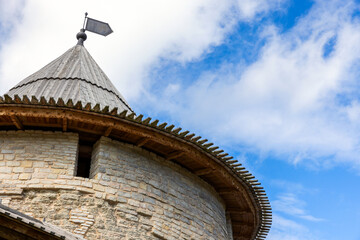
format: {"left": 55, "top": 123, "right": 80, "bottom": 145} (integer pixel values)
{"left": 7, "top": 44, "right": 133, "bottom": 112}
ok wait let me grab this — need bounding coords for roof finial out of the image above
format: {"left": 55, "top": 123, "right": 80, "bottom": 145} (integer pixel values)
{"left": 76, "top": 28, "right": 87, "bottom": 46}
{"left": 76, "top": 13, "right": 88, "bottom": 46}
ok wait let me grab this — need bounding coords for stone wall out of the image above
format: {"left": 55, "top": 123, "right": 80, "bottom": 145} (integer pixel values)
{"left": 0, "top": 131, "right": 230, "bottom": 239}
{"left": 90, "top": 137, "right": 229, "bottom": 239}
{"left": 0, "top": 130, "right": 78, "bottom": 181}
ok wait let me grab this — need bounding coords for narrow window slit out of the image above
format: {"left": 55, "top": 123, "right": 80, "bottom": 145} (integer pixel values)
{"left": 76, "top": 141, "right": 93, "bottom": 178}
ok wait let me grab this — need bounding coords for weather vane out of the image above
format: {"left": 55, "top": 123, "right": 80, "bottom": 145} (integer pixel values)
{"left": 77, "top": 12, "right": 113, "bottom": 45}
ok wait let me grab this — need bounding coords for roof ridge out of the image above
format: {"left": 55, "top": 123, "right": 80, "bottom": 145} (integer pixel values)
{"left": 8, "top": 77, "right": 133, "bottom": 112}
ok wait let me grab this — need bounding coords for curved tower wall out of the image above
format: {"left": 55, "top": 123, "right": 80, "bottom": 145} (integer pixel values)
{"left": 0, "top": 131, "right": 230, "bottom": 239}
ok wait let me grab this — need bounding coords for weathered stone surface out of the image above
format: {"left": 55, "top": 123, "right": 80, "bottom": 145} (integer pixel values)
{"left": 0, "top": 131, "right": 78, "bottom": 180}
{"left": 89, "top": 137, "right": 229, "bottom": 239}
{"left": 0, "top": 132, "right": 230, "bottom": 239}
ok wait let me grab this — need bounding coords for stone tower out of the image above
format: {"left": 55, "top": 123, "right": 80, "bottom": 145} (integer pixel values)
{"left": 0, "top": 31, "right": 271, "bottom": 240}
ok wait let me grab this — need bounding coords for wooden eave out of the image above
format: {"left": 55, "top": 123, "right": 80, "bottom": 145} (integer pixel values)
{"left": 0, "top": 94, "right": 271, "bottom": 240}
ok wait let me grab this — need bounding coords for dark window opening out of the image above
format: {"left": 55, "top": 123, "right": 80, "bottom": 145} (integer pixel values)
{"left": 76, "top": 141, "right": 93, "bottom": 178}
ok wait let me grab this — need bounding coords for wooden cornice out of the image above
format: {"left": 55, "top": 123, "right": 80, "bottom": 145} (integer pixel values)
{"left": 136, "top": 137, "right": 150, "bottom": 147}
{"left": 104, "top": 126, "right": 113, "bottom": 137}
{"left": 9, "top": 113, "right": 23, "bottom": 130}
{"left": 0, "top": 94, "right": 272, "bottom": 240}
{"left": 194, "top": 168, "right": 214, "bottom": 176}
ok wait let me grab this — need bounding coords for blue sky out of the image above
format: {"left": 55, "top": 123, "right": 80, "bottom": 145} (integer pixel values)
{"left": 1, "top": 0, "right": 360, "bottom": 239}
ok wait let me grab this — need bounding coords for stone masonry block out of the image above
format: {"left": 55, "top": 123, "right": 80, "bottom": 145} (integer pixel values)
{"left": 19, "top": 173, "right": 32, "bottom": 180}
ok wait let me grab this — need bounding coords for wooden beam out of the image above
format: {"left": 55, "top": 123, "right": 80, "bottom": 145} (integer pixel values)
{"left": 45, "top": 116, "right": 50, "bottom": 124}
{"left": 62, "top": 117, "right": 67, "bottom": 131}
{"left": 0, "top": 123, "right": 13, "bottom": 127}
{"left": 232, "top": 221, "right": 254, "bottom": 227}
{"left": 104, "top": 126, "right": 113, "bottom": 137}
{"left": 0, "top": 224, "right": 38, "bottom": 240}
{"left": 10, "top": 114, "right": 23, "bottom": 130}
{"left": 68, "top": 125, "right": 103, "bottom": 135}
{"left": 0, "top": 214, "right": 63, "bottom": 240}
{"left": 218, "top": 188, "right": 236, "bottom": 195}
{"left": 19, "top": 122, "right": 62, "bottom": 129}
{"left": 226, "top": 208, "right": 251, "bottom": 215}
{"left": 194, "top": 168, "right": 213, "bottom": 176}
{"left": 166, "top": 151, "right": 184, "bottom": 160}
{"left": 136, "top": 137, "right": 150, "bottom": 147}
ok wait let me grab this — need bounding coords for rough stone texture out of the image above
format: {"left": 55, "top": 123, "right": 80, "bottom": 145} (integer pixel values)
{"left": 90, "top": 137, "right": 229, "bottom": 240}
{"left": 0, "top": 131, "right": 230, "bottom": 240}
{"left": 0, "top": 130, "right": 78, "bottom": 183}
{"left": 70, "top": 206, "right": 95, "bottom": 236}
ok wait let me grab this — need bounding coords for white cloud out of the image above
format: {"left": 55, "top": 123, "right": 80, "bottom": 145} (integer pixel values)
{"left": 273, "top": 192, "right": 324, "bottom": 222}
{"left": 236, "top": 0, "right": 285, "bottom": 20}
{"left": 267, "top": 180, "right": 324, "bottom": 240}
{"left": 267, "top": 214, "right": 322, "bottom": 240}
{"left": 0, "top": 0, "right": 24, "bottom": 34}
{"left": 146, "top": 0, "right": 360, "bottom": 169}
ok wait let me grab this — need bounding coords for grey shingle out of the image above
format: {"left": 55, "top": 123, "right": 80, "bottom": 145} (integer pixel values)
{"left": 7, "top": 45, "right": 133, "bottom": 113}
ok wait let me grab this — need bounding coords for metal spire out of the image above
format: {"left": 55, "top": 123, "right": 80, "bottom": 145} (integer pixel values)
{"left": 76, "top": 13, "right": 88, "bottom": 46}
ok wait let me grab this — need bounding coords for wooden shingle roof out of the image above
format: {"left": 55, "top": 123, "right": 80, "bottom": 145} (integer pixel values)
{"left": 7, "top": 44, "right": 132, "bottom": 113}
